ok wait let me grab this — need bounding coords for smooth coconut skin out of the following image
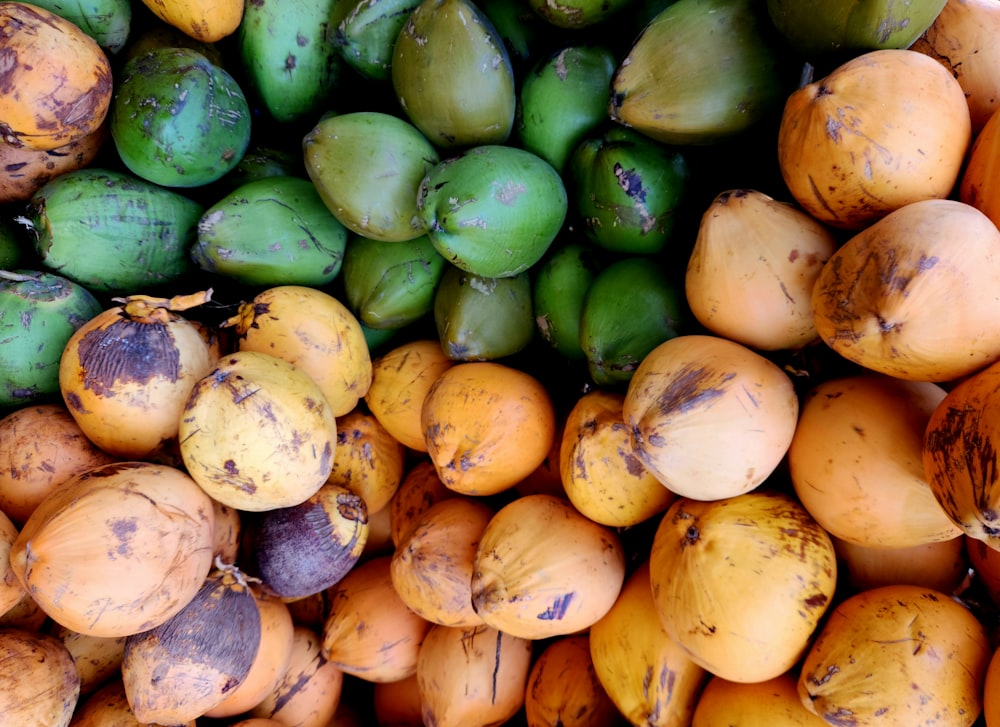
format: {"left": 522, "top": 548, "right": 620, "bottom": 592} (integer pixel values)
{"left": 609, "top": 0, "right": 785, "bottom": 145}
{"left": 304, "top": 111, "right": 440, "bottom": 242}
{"left": 524, "top": 635, "right": 621, "bottom": 727}
{"left": 110, "top": 47, "right": 251, "bottom": 188}
{"left": 342, "top": 235, "right": 446, "bottom": 330}
{"left": 224, "top": 285, "right": 373, "bottom": 418}
{"left": 178, "top": 350, "right": 338, "bottom": 512}
{"left": 202, "top": 591, "right": 294, "bottom": 718}
{"left": 812, "top": 199, "right": 1000, "bottom": 382}
{"left": 559, "top": 389, "right": 676, "bottom": 528}
{"left": 71, "top": 679, "right": 197, "bottom": 727}
{"left": 568, "top": 126, "right": 690, "bottom": 256}
{"left": 649, "top": 491, "right": 838, "bottom": 684}
{"left": 589, "top": 561, "right": 708, "bottom": 725}
{"left": 364, "top": 339, "right": 456, "bottom": 453}
{"left": 433, "top": 267, "right": 535, "bottom": 361}
{"left": 9, "top": 461, "right": 216, "bottom": 639}
{"left": 693, "top": 672, "right": 828, "bottom": 726}
{"left": 416, "top": 145, "right": 568, "bottom": 279}
{"left": 48, "top": 622, "right": 128, "bottom": 698}
{"left": 390, "top": 496, "right": 494, "bottom": 628}
{"left": 0, "top": 3, "right": 112, "bottom": 151}
{"left": 961, "top": 96, "right": 1000, "bottom": 232}
{"left": 420, "top": 361, "right": 555, "bottom": 496}
{"left": 322, "top": 556, "right": 432, "bottom": 682}
{"left": 0, "top": 123, "right": 107, "bottom": 204}
{"left": 192, "top": 176, "right": 349, "bottom": 288}
{"left": 923, "top": 358, "right": 1000, "bottom": 549}
{"left": 388, "top": 460, "right": 456, "bottom": 547}
{"left": 138, "top": 0, "right": 244, "bottom": 43}
{"left": 685, "top": 188, "right": 838, "bottom": 352}
{"left": 767, "top": 0, "right": 947, "bottom": 54}
{"left": 778, "top": 49, "right": 970, "bottom": 230}
{"left": 331, "top": 0, "right": 418, "bottom": 82}
{"left": 325, "top": 408, "right": 406, "bottom": 515}
{"left": 392, "top": 0, "right": 516, "bottom": 149}
{"left": 789, "top": 373, "right": 962, "bottom": 548}
{"left": 59, "top": 291, "right": 216, "bottom": 461}
{"left": 831, "top": 535, "right": 969, "bottom": 595}
{"left": 122, "top": 568, "right": 262, "bottom": 725}
{"left": 28, "top": 168, "right": 204, "bottom": 294}
{"left": 0, "top": 270, "right": 103, "bottom": 409}
{"left": 623, "top": 334, "right": 799, "bottom": 501}
{"left": 0, "top": 404, "right": 110, "bottom": 526}
{"left": 237, "top": 0, "right": 339, "bottom": 124}
{"left": 416, "top": 623, "right": 533, "bottom": 727}
{"left": 0, "top": 629, "right": 80, "bottom": 727}
{"left": 249, "top": 626, "right": 344, "bottom": 725}
{"left": 798, "top": 584, "right": 991, "bottom": 726}
{"left": 0, "top": 511, "right": 25, "bottom": 618}
{"left": 517, "top": 45, "right": 617, "bottom": 173}
{"left": 912, "top": 0, "right": 1000, "bottom": 134}
{"left": 470, "top": 493, "right": 626, "bottom": 640}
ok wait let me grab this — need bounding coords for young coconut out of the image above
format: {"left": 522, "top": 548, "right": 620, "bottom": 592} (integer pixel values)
{"left": 811, "top": 199, "right": 1000, "bottom": 382}
{"left": 48, "top": 624, "right": 128, "bottom": 697}
{"left": 9, "top": 461, "right": 216, "bottom": 638}
{"left": 588, "top": 561, "right": 708, "bottom": 725}
{"left": 0, "top": 588, "right": 48, "bottom": 632}
{"left": 249, "top": 625, "right": 345, "bottom": 726}
{"left": 693, "top": 671, "right": 828, "bottom": 726}
{"left": 390, "top": 496, "right": 495, "bottom": 628}
{"left": 798, "top": 584, "right": 990, "bottom": 726}
{"left": 0, "top": 122, "right": 107, "bottom": 204}
{"left": 420, "top": 362, "right": 556, "bottom": 496}
{"left": 923, "top": 358, "right": 1000, "bottom": 548}
{"left": 416, "top": 623, "right": 533, "bottom": 727}
{"left": 388, "top": 459, "right": 457, "bottom": 547}
{"left": 789, "top": 373, "right": 961, "bottom": 548}
{"left": 202, "top": 589, "right": 295, "bottom": 719}
{"left": 649, "top": 490, "right": 838, "bottom": 684}
{"left": 0, "top": 2, "right": 112, "bottom": 151}
{"left": 71, "top": 677, "right": 196, "bottom": 726}
{"left": 685, "top": 188, "right": 838, "bottom": 351}
{"left": 560, "top": 389, "right": 676, "bottom": 528}
{"left": 252, "top": 482, "right": 369, "bottom": 599}
{"left": 322, "top": 555, "right": 432, "bottom": 682}
{"left": 365, "top": 339, "right": 456, "bottom": 452}
{"left": 178, "top": 350, "right": 338, "bottom": 512}
{"left": 623, "top": 334, "right": 799, "bottom": 501}
{"left": 121, "top": 560, "right": 262, "bottom": 725}
{"left": 0, "top": 627, "right": 80, "bottom": 727}
{"left": 523, "top": 635, "right": 622, "bottom": 727}
{"left": 222, "top": 285, "right": 372, "bottom": 418}
{"left": 0, "top": 510, "right": 24, "bottom": 618}
{"left": 0, "top": 403, "right": 117, "bottom": 526}
{"left": 470, "top": 493, "right": 626, "bottom": 640}
{"left": 58, "top": 289, "right": 217, "bottom": 461}
{"left": 325, "top": 407, "right": 406, "bottom": 515}
{"left": 0, "top": 269, "right": 103, "bottom": 409}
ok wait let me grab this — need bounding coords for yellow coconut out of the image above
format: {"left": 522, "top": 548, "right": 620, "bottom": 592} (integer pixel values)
{"left": 178, "top": 350, "right": 337, "bottom": 511}
{"left": 224, "top": 285, "right": 372, "bottom": 417}
{"left": 649, "top": 490, "right": 838, "bottom": 683}
{"left": 623, "top": 334, "right": 799, "bottom": 501}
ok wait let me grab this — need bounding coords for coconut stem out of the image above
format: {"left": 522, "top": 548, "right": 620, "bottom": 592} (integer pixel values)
{"left": 0, "top": 270, "right": 37, "bottom": 282}
{"left": 113, "top": 289, "right": 214, "bottom": 323}
{"left": 213, "top": 555, "right": 260, "bottom": 589}
{"left": 219, "top": 300, "right": 256, "bottom": 334}
{"left": 799, "top": 62, "right": 815, "bottom": 89}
